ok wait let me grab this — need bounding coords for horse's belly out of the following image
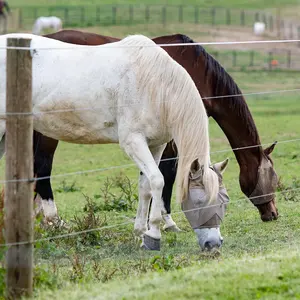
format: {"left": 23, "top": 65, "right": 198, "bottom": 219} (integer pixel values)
{"left": 33, "top": 113, "right": 118, "bottom": 144}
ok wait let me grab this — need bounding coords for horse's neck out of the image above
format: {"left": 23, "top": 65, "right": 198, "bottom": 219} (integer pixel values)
{"left": 202, "top": 80, "right": 263, "bottom": 196}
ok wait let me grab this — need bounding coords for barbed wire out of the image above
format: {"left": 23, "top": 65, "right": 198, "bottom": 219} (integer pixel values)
{"left": 3, "top": 38, "right": 300, "bottom": 50}
{"left": 1, "top": 87, "right": 300, "bottom": 117}
{"left": 0, "top": 137, "right": 299, "bottom": 184}
{"left": 1, "top": 186, "right": 299, "bottom": 247}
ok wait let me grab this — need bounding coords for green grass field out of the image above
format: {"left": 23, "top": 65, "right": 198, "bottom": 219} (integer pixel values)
{"left": 1, "top": 9, "right": 300, "bottom": 298}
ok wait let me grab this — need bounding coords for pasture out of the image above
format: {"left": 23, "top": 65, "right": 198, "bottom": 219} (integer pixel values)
{"left": 1, "top": 4, "right": 300, "bottom": 298}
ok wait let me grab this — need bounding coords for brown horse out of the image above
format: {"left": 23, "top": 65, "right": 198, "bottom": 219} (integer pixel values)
{"left": 31, "top": 30, "right": 278, "bottom": 226}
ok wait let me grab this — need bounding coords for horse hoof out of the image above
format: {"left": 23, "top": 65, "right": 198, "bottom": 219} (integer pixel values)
{"left": 163, "top": 224, "right": 182, "bottom": 232}
{"left": 141, "top": 234, "right": 160, "bottom": 251}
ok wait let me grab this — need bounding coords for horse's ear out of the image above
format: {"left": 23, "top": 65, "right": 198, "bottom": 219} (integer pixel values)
{"left": 264, "top": 141, "right": 277, "bottom": 156}
{"left": 213, "top": 158, "right": 229, "bottom": 175}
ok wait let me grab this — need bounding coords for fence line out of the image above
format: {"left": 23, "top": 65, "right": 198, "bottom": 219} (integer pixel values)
{"left": 3, "top": 38, "right": 300, "bottom": 50}
{"left": 1, "top": 185, "right": 299, "bottom": 248}
{"left": 0, "top": 87, "right": 300, "bottom": 117}
{"left": 0, "top": 137, "right": 299, "bottom": 184}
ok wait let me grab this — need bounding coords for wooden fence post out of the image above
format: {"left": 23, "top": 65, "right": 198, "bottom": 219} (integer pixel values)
{"left": 145, "top": 6, "right": 150, "bottom": 23}
{"left": 194, "top": 6, "right": 199, "bottom": 24}
{"left": 129, "top": 5, "right": 134, "bottom": 24}
{"left": 5, "top": 37, "right": 34, "bottom": 299}
{"left": 226, "top": 9, "right": 231, "bottom": 25}
{"left": 269, "top": 15, "right": 273, "bottom": 32}
{"left": 250, "top": 51, "right": 254, "bottom": 67}
{"left": 112, "top": 6, "right": 117, "bottom": 25}
{"left": 81, "top": 7, "right": 85, "bottom": 25}
{"left": 287, "top": 50, "right": 291, "bottom": 69}
{"left": 64, "top": 8, "right": 69, "bottom": 26}
{"left": 96, "top": 6, "right": 100, "bottom": 23}
{"left": 162, "top": 6, "right": 166, "bottom": 27}
{"left": 240, "top": 10, "right": 245, "bottom": 26}
{"left": 178, "top": 5, "right": 183, "bottom": 23}
{"left": 211, "top": 8, "right": 216, "bottom": 25}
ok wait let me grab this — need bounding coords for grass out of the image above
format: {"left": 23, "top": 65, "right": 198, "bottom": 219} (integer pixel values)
{"left": 34, "top": 249, "right": 300, "bottom": 299}
{"left": 1, "top": 22, "right": 300, "bottom": 299}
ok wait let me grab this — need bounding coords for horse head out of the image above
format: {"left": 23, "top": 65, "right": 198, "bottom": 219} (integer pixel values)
{"left": 182, "top": 158, "right": 230, "bottom": 251}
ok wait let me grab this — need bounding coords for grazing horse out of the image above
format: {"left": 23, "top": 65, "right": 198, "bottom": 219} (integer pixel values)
{"left": 0, "top": 33, "right": 224, "bottom": 250}
{"left": 32, "top": 30, "right": 278, "bottom": 227}
{"left": 32, "top": 16, "right": 62, "bottom": 35}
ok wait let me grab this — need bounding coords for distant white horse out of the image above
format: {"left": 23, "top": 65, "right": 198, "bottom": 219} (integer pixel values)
{"left": 32, "top": 16, "right": 62, "bottom": 35}
{"left": 0, "top": 33, "right": 222, "bottom": 250}
{"left": 253, "top": 22, "right": 265, "bottom": 36}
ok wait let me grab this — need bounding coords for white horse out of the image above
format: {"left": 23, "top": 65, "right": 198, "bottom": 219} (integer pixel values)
{"left": 32, "top": 16, "right": 62, "bottom": 35}
{"left": 0, "top": 33, "right": 223, "bottom": 250}
{"left": 253, "top": 22, "right": 265, "bottom": 36}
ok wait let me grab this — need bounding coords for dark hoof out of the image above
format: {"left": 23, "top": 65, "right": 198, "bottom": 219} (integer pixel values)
{"left": 141, "top": 234, "right": 160, "bottom": 251}
{"left": 163, "top": 224, "right": 182, "bottom": 232}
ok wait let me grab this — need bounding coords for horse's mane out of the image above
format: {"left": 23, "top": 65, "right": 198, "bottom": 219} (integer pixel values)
{"left": 178, "top": 34, "right": 259, "bottom": 143}
{"left": 120, "top": 35, "right": 219, "bottom": 203}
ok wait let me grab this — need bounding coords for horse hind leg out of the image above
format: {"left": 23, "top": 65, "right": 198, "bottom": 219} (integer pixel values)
{"left": 159, "top": 154, "right": 181, "bottom": 232}
{"left": 0, "top": 134, "right": 5, "bottom": 160}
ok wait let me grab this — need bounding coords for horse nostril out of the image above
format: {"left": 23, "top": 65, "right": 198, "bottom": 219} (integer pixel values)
{"left": 272, "top": 211, "right": 278, "bottom": 220}
{"left": 204, "top": 241, "right": 213, "bottom": 250}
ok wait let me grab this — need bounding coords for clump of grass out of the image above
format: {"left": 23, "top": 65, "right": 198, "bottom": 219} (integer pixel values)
{"left": 55, "top": 180, "right": 82, "bottom": 193}
{"left": 277, "top": 177, "right": 300, "bottom": 202}
{"left": 94, "top": 172, "right": 138, "bottom": 212}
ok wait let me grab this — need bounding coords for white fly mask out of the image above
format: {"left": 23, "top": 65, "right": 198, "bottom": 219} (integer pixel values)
{"left": 181, "top": 159, "right": 230, "bottom": 251}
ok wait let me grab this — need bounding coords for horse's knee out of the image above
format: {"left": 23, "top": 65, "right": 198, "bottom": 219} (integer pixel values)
{"left": 149, "top": 173, "right": 164, "bottom": 193}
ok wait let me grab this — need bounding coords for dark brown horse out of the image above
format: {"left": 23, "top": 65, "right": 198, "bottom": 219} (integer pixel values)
{"left": 32, "top": 30, "right": 278, "bottom": 226}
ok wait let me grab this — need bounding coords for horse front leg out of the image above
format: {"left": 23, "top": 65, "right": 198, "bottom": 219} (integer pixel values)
{"left": 121, "top": 133, "right": 166, "bottom": 250}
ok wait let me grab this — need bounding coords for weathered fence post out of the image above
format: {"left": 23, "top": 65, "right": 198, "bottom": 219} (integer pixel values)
{"left": 64, "top": 8, "right": 69, "bottom": 26}
{"left": 269, "top": 15, "right": 273, "bottom": 32}
{"left": 96, "top": 6, "right": 100, "bottom": 23}
{"left": 298, "top": 26, "right": 300, "bottom": 48}
{"left": 129, "top": 5, "right": 134, "bottom": 24}
{"left": 211, "top": 8, "right": 216, "bottom": 26}
{"left": 226, "top": 9, "right": 231, "bottom": 25}
{"left": 178, "top": 5, "right": 183, "bottom": 23}
{"left": 112, "top": 6, "right": 117, "bottom": 25}
{"left": 80, "top": 7, "right": 85, "bottom": 25}
{"left": 5, "top": 37, "right": 34, "bottom": 299}
{"left": 268, "top": 51, "right": 273, "bottom": 70}
{"left": 287, "top": 50, "right": 291, "bottom": 69}
{"left": 18, "top": 8, "right": 23, "bottom": 29}
{"left": 240, "top": 10, "right": 245, "bottom": 26}
{"left": 250, "top": 51, "right": 254, "bottom": 67}
{"left": 194, "top": 6, "right": 199, "bottom": 24}
{"left": 276, "top": 8, "right": 281, "bottom": 38}
{"left": 232, "top": 51, "right": 237, "bottom": 68}
{"left": 145, "top": 6, "right": 150, "bottom": 23}
{"left": 289, "top": 23, "right": 294, "bottom": 39}
{"left": 280, "top": 20, "right": 285, "bottom": 39}
{"left": 162, "top": 6, "right": 166, "bottom": 27}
